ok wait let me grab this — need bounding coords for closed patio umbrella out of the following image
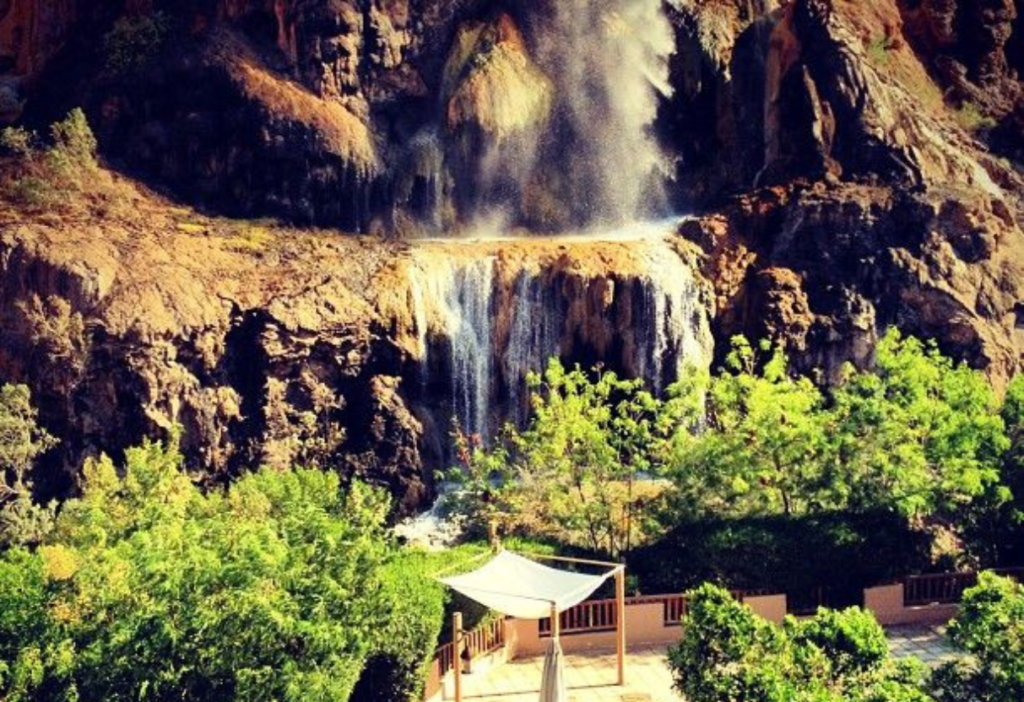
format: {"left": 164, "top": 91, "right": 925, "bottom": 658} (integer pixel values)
{"left": 539, "top": 637, "right": 567, "bottom": 702}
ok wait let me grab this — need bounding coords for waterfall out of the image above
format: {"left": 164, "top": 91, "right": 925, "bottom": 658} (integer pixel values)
{"left": 505, "top": 270, "right": 564, "bottom": 424}
{"left": 407, "top": 231, "right": 714, "bottom": 445}
{"left": 529, "top": 0, "right": 675, "bottom": 224}
{"left": 411, "top": 255, "right": 496, "bottom": 439}
{"left": 634, "top": 246, "right": 709, "bottom": 393}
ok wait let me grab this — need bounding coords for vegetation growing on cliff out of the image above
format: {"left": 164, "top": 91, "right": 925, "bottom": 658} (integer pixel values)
{"left": 0, "top": 385, "right": 57, "bottom": 549}
{"left": 0, "top": 109, "right": 133, "bottom": 219}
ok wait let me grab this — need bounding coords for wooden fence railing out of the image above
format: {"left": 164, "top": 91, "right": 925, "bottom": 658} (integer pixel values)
{"left": 435, "top": 641, "right": 456, "bottom": 679}
{"left": 464, "top": 618, "right": 505, "bottom": 658}
{"left": 432, "top": 618, "right": 505, "bottom": 680}
{"left": 538, "top": 597, "right": 618, "bottom": 637}
{"left": 904, "top": 567, "right": 1024, "bottom": 606}
{"left": 536, "top": 589, "right": 762, "bottom": 636}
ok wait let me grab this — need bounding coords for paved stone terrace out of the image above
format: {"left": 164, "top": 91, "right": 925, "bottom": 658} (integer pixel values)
{"left": 455, "top": 626, "right": 959, "bottom": 702}
{"left": 460, "top": 646, "right": 682, "bottom": 702}
{"left": 886, "top": 624, "right": 960, "bottom": 667}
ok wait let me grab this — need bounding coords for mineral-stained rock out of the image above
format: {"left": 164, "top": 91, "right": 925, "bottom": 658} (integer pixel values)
{"left": 682, "top": 181, "right": 1022, "bottom": 389}
{"left": 0, "top": 0, "right": 1021, "bottom": 511}
{"left": 663, "top": 0, "right": 1021, "bottom": 204}
{"left": 0, "top": 187, "right": 717, "bottom": 512}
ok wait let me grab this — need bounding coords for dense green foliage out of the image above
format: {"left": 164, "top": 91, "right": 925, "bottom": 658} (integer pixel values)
{"left": 449, "top": 359, "right": 679, "bottom": 557}
{"left": 451, "top": 330, "right": 1016, "bottom": 570}
{"left": 667, "top": 332, "right": 1008, "bottom": 522}
{"left": 993, "top": 375, "right": 1024, "bottom": 564}
{"left": 630, "top": 511, "right": 930, "bottom": 607}
{"left": 0, "top": 436, "right": 448, "bottom": 702}
{"left": 0, "top": 385, "right": 57, "bottom": 548}
{"left": 931, "top": 572, "right": 1024, "bottom": 702}
{"left": 668, "top": 584, "right": 932, "bottom": 702}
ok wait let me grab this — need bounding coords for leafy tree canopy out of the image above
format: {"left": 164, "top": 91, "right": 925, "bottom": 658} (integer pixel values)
{"left": 665, "top": 330, "right": 1009, "bottom": 526}
{"left": 0, "top": 435, "right": 446, "bottom": 702}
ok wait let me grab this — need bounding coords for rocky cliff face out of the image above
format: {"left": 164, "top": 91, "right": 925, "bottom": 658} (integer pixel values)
{"left": 0, "top": 0, "right": 1020, "bottom": 510}
{"left": 661, "top": 0, "right": 1021, "bottom": 384}
{"left": 682, "top": 181, "right": 1022, "bottom": 388}
{"left": 0, "top": 191, "right": 714, "bottom": 510}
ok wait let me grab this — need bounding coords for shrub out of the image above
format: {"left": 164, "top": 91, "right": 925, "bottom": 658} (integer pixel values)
{"left": 0, "top": 435, "right": 448, "bottom": 702}
{"left": 0, "top": 109, "right": 103, "bottom": 210}
{"left": 932, "top": 572, "right": 1024, "bottom": 702}
{"left": 350, "top": 551, "right": 447, "bottom": 702}
{"left": 668, "top": 584, "right": 933, "bottom": 702}
{"left": 104, "top": 12, "right": 170, "bottom": 75}
{"left": 0, "top": 385, "right": 57, "bottom": 548}
{"left": 953, "top": 103, "right": 997, "bottom": 132}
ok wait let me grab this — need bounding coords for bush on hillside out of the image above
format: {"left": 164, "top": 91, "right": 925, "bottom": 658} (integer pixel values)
{"left": 104, "top": 12, "right": 170, "bottom": 75}
{"left": 1, "top": 109, "right": 103, "bottom": 210}
{"left": 0, "top": 385, "right": 57, "bottom": 549}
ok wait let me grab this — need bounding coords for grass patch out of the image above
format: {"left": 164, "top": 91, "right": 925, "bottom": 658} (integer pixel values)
{"left": 224, "top": 220, "right": 276, "bottom": 252}
{"left": 0, "top": 109, "right": 134, "bottom": 219}
{"left": 175, "top": 222, "right": 208, "bottom": 235}
{"left": 953, "top": 102, "right": 997, "bottom": 132}
{"left": 865, "top": 34, "right": 895, "bottom": 68}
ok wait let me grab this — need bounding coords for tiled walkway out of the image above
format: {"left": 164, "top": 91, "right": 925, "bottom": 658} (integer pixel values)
{"left": 456, "top": 626, "right": 960, "bottom": 702}
{"left": 459, "top": 646, "right": 682, "bottom": 702}
{"left": 887, "top": 624, "right": 960, "bottom": 667}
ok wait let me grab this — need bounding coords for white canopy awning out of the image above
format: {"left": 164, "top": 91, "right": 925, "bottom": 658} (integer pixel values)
{"left": 439, "top": 551, "right": 617, "bottom": 619}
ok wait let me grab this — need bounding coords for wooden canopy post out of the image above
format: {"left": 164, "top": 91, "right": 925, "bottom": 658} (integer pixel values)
{"left": 551, "top": 603, "right": 560, "bottom": 641}
{"left": 453, "top": 612, "right": 463, "bottom": 702}
{"left": 615, "top": 567, "right": 626, "bottom": 685}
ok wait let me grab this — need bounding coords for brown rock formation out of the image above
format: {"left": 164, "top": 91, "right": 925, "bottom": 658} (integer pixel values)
{"left": 0, "top": 179, "right": 715, "bottom": 510}
{"left": 0, "top": 0, "right": 1020, "bottom": 510}
{"left": 662, "top": 0, "right": 1021, "bottom": 202}
{"left": 682, "top": 180, "right": 1022, "bottom": 389}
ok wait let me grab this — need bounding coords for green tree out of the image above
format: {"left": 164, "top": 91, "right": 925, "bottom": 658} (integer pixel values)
{"left": 830, "top": 330, "right": 1008, "bottom": 521}
{"left": 664, "top": 330, "right": 1009, "bottom": 531}
{"left": 992, "top": 375, "right": 1024, "bottom": 562}
{"left": 449, "top": 359, "right": 680, "bottom": 557}
{"left": 0, "top": 434, "right": 446, "bottom": 702}
{"left": 0, "top": 385, "right": 57, "bottom": 547}
{"left": 931, "top": 572, "right": 1024, "bottom": 702}
{"left": 666, "top": 338, "right": 832, "bottom": 518}
{"left": 668, "top": 584, "right": 933, "bottom": 702}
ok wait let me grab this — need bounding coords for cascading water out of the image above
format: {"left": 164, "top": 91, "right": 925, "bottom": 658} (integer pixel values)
{"left": 530, "top": 0, "right": 676, "bottom": 223}
{"left": 430, "top": 1, "right": 675, "bottom": 229}
{"left": 406, "top": 228, "right": 714, "bottom": 443}
{"left": 505, "top": 269, "right": 565, "bottom": 425}
{"left": 411, "top": 256, "right": 496, "bottom": 440}
{"left": 633, "top": 244, "right": 710, "bottom": 393}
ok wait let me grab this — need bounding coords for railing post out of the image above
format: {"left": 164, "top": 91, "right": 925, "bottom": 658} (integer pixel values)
{"left": 616, "top": 567, "right": 626, "bottom": 686}
{"left": 453, "top": 612, "right": 462, "bottom": 702}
